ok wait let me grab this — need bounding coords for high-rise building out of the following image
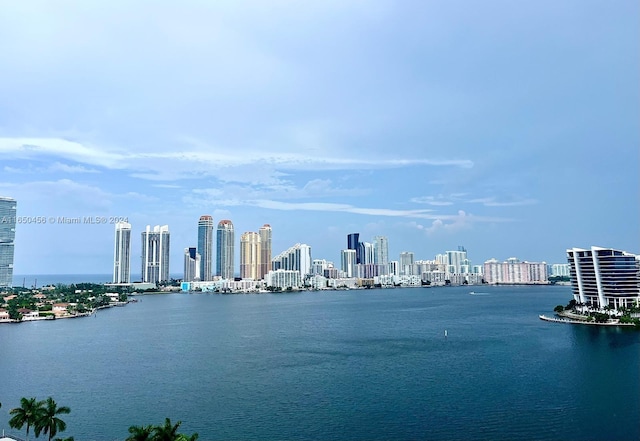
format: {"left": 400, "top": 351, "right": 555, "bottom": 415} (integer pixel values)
{"left": 567, "top": 246, "right": 640, "bottom": 310}
{"left": 0, "top": 197, "right": 17, "bottom": 287}
{"left": 112, "top": 221, "right": 131, "bottom": 284}
{"left": 258, "top": 224, "right": 272, "bottom": 280}
{"left": 359, "top": 241, "right": 374, "bottom": 265}
{"left": 240, "top": 232, "right": 261, "bottom": 280}
{"left": 446, "top": 247, "right": 469, "bottom": 274}
{"left": 271, "top": 243, "right": 312, "bottom": 278}
{"left": 347, "top": 233, "right": 361, "bottom": 264}
{"left": 341, "top": 249, "right": 357, "bottom": 277}
{"left": 400, "top": 251, "right": 415, "bottom": 276}
{"left": 483, "top": 257, "right": 548, "bottom": 284}
{"left": 141, "top": 225, "right": 170, "bottom": 284}
{"left": 216, "top": 220, "right": 235, "bottom": 279}
{"left": 374, "top": 236, "right": 389, "bottom": 265}
{"left": 183, "top": 247, "right": 201, "bottom": 282}
{"left": 197, "top": 215, "right": 214, "bottom": 281}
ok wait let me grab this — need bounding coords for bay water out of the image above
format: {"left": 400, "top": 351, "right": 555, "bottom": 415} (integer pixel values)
{"left": 1, "top": 285, "right": 638, "bottom": 441}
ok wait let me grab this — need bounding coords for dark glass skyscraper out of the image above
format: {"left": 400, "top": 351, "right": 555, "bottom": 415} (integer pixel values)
{"left": 198, "top": 215, "right": 214, "bottom": 281}
{"left": 347, "top": 233, "right": 361, "bottom": 264}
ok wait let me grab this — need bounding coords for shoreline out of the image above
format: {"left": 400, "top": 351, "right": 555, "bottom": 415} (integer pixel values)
{"left": 539, "top": 314, "right": 636, "bottom": 327}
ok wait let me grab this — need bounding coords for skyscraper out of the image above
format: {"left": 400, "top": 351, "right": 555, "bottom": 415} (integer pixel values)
{"left": 258, "top": 224, "right": 272, "bottom": 279}
{"left": 197, "top": 215, "right": 214, "bottom": 281}
{"left": 141, "top": 225, "right": 170, "bottom": 284}
{"left": 374, "top": 236, "right": 389, "bottom": 265}
{"left": 341, "top": 249, "right": 357, "bottom": 278}
{"left": 400, "top": 251, "right": 415, "bottom": 276}
{"left": 216, "top": 220, "right": 235, "bottom": 279}
{"left": 347, "top": 233, "right": 361, "bottom": 264}
{"left": 183, "top": 247, "right": 201, "bottom": 282}
{"left": 271, "top": 243, "right": 312, "bottom": 278}
{"left": 0, "top": 197, "right": 17, "bottom": 287}
{"left": 240, "top": 232, "right": 261, "bottom": 280}
{"left": 112, "top": 221, "right": 131, "bottom": 284}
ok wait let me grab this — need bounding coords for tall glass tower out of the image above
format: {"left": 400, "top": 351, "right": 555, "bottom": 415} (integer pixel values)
{"left": 347, "top": 233, "right": 361, "bottom": 264}
{"left": 0, "top": 197, "right": 17, "bottom": 287}
{"left": 113, "top": 221, "right": 131, "bottom": 284}
{"left": 141, "top": 225, "right": 170, "bottom": 284}
{"left": 258, "top": 224, "right": 272, "bottom": 280}
{"left": 197, "top": 215, "right": 214, "bottom": 281}
{"left": 216, "top": 220, "right": 235, "bottom": 279}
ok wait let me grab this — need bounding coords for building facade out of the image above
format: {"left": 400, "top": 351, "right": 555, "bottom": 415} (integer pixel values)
{"left": 258, "top": 224, "right": 272, "bottom": 280}
{"left": 216, "top": 220, "right": 235, "bottom": 279}
{"left": 0, "top": 197, "right": 17, "bottom": 287}
{"left": 272, "top": 243, "right": 312, "bottom": 278}
{"left": 141, "top": 225, "right": 170, "bottom": 284}
{"left": 567, "top": 246, "right": 640, "bottom": 310}
{"left": 483, "top": 257, "right": 548, "bottom": 284}
{"left": 400, "top": 252, "right": 415, "bottom": 276}
{"left": 374, "top": 236, "right": 389, "bottom": 265}
{"left": 183, "top": 247, "right": 201, "bottom": 282}
{"left": 240, "top": 231, "right": 261, "bottom": 280}
{"left": 112, "top": 221, "right": 131, "bottom": 284}
{"left": 341, "top": 249, "right": 357, "bottom": 278}
{"left": 197, "top": 215, "right": 214, "bottom": 281}
{"left": 347, "top": 233, "right": 361, "bottom": 264}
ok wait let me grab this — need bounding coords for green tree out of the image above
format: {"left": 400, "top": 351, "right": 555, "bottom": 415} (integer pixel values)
{"left": 554, "top": 305, "right": 564, "bottom": 313}
{"left": 35, "top": 397, "right": 71, "bottom": 441}
{"left": 151, "top": 418, "right": 198, "bottom": 441}
{"left": 9, "top": 397, "right": 45, "bottom": 441}
{"left": 126, "top": 424, "right": 154, "bottom": 441}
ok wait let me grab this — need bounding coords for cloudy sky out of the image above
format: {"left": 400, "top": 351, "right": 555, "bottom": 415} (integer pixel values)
{"left": 1, "top": 0, "right": 638, "bottom": 276}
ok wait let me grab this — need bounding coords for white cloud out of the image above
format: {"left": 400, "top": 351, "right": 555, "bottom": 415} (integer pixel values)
{"left": 0, "top": 137, "right": 474, "bottom": 185}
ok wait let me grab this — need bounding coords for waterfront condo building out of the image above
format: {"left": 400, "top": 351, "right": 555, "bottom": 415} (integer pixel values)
{"left": 197, "top": 215, "right": 214, "bottom": 281}
{"left": 0, "top": 196, "right": 17, "bottom": 287}
{"left": 341, "top": 249, "right": 357, "bottom": 278}
{"left": 483, "top": 257, "right": 548, "bottom": 284}
{"left": 112, "top": 221, "right": 132, "bottom": 284}
{"left": 240, "top": 231, "right": 261, "bottom": 280}
{"left": 567, "top": 246, "right": 640, "bottom": 310}
{"left": 259, "top": 224, "right": 272, "bottom": 280}
{"left": 400, "top": 251, "right": 415, "bottom": 276}
{"left": 184, "top": 247, "right": 201, "bottom": 282}
{"left": 374, "top": 236, "right": 389, "bottom": 266}
{"left": 141, "top": 225, "right": 170, "bottom": 284}
{"left": 216, "top": 220, "right": 235, "bottom": 279}
{"left": 271, "top": 243, "right": 312, "bottom": 279}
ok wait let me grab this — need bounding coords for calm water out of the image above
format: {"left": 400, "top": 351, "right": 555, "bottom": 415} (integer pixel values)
{"left": 1, "top": 285, "right": 638, "bottom": 441}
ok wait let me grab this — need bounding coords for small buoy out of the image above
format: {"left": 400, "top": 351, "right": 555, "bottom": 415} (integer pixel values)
{"left": 444, "top": 329, "right": 448, "bottom": 338}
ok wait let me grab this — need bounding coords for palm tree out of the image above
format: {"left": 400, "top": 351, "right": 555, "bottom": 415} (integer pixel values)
{"left": 9, "top": 397, "right": 44, "bottom": 441}
{"left": 34, "top": 397, "right": 71, "bottom": 441}
{"left": 152, "top": 418, "right": 182, "bottom": 441}
{"left": 126, "top": 424, "right": 154, "bottom": 441}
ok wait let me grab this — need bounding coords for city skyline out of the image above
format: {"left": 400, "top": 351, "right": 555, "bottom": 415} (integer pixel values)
{"left": 0, "top": 2, "right": 637, "bottom": 275}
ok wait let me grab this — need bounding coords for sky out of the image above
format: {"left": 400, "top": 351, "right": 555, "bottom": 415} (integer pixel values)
{"left": 0, "top": 0, "right": 638, "bottom": 275}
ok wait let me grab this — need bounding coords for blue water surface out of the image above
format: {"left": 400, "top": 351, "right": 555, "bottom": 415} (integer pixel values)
{"left": 1, "top": 285, "right": 638, "bottom": 441}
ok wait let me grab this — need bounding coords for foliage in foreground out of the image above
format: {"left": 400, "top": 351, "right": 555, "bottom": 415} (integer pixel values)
{"left": 4, "top": 396, "right": 197, "bottom": 441}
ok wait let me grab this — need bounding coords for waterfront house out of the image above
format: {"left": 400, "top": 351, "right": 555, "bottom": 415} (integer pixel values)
{"left": 53, "top": 303, "right": 70, "bottom": 316}
{"left": 0, "top": 308, "right": 10, "bottom": 321}
{"left": 18, "top": 308, "right": 40, "bottom": 320}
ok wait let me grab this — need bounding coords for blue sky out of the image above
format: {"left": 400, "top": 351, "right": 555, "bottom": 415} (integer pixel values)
{"left": 1, "top": 0, "right": 638, "bottom": 275}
